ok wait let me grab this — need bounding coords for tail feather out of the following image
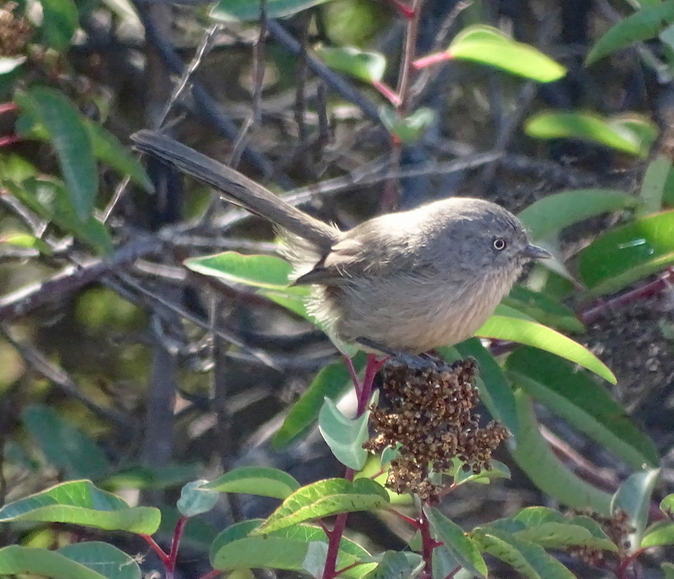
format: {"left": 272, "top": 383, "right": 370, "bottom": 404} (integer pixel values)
{"left": 131, "top": 130, "right": 340, "bottom": 250}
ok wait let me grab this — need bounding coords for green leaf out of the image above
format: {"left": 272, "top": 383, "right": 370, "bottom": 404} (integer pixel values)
{"left": 0, "top": 231, "right": 53, "bottom": 255}
{"left": 454, "top": 338, "right": 519, "bottom": 439}
{"left": 0, "top": 480, "right": 161, "bottom": 534}
{"left": 254, "top": 478, "right": 389, "bottom": 534}
{"left": 502, "top": 285, "right": 585, "bottom": 334}
{"left": 505, "top": 347, "right": 659, "bottom": 470}
{"left": 274, "top": 354, "right": 366, "bottom": 448}
{"left": 5, "top": 177, "right": 112, "bottom": 254}
{"left": 470, "top": 527, "right": 576, "bottom": 579}
{"left": 508, "top": 389, "right": 613, "bottom": 515}
{"left": 517, "top": 189, "right": 640, "bottom": 241}
{"left": 611, "top": 469, "right": 660, "bottom": 543}
{"left": 57, "top": 542, "right": 142, "bottom": 579}
{"left": 663, "top": 562, "right": 674, "bottom": 579}
{"left": 447, "top": 25, "right": 566, "bottom": 82}
{"left": 0, "top": 544, "right": 138, "bottom": 579}
{"left": 40, "top": 0, "right": 78, "bottom": 50}
{"left": 185, "top": 251, "right": 292, "bottom": 288}
{"left": 426, "top": 507, "right": 488, "bottom": 578}
{"left": 316, "top": 46, "right": 386, "bottom": 83}
{"left": 641, "top": 521, "right": 674, "bottom": 547}
{"left": 22, "top": 404, "right": 111, "bottom": 479}
{"left": 525, "top": 111, "right": 658, "bottom": 157}
{"left": 318, "top": 398, "right": 370, "bottom": 471}
{"left": 210, "top": 519, "right": 375, "bottom": 578}
{"left": 379, "top": 106, "right": 435, "bottom": 144}
{"left": 454, "top": 459, "right": 511, "bottom": 486}
{"left": 200, "top": 467, "right": 300, "bottom": 500}
{"left": 15, "top": 87, "right": 98, "bottom": 221}
{"left": 639, "top": 155, "right": 671, "bottom": 214}
{"left": 210, "top": 0, "right": 332, "bottom": 22}
{"left": 476, "top": 313, "right": 616, "bottom": 384}
{"left": 363, "top": 551, "right": 424, "bottom": 579}
{"left": 85, "top": 121, "right": 153, "bottom": 192}
{"left": 177, "top": 480, "right": 219, "bottom": 517}
{"left": 661, "top": 493, "right": 674, "bottom": 516}
{"left": 506, "top": 508, "right": 616, "bottom": 551}
{"left": 586, "top": 0, "right": 674, "bottom": 66}
{"left": 578, "top": 209, "right": 674, "bottom": 297}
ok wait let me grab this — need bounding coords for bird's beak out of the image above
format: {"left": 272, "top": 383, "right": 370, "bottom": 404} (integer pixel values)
{"left": 522, "top": 244, "right": 552, "bottom": 259}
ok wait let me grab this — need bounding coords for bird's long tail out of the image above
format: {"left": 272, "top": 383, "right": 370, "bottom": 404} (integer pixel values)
{"left": 131, "top": 130, "right": 339, "bottom": 250}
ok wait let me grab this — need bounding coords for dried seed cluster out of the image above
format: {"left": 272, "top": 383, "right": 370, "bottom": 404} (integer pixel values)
{"left": 363, "top": 357, "right": 510, "bottom": 501}
{"left": 0, "top": 3, "right": 32, "bottom": 57}
{"left": 567, "top": 509, "right": 634, "bottom": 566}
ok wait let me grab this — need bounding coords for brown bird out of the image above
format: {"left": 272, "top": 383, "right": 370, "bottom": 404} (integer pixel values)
{"left": 132, "top": 130, "right": 550, "bottom": 354}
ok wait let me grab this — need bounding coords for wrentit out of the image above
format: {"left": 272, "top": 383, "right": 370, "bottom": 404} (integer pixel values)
{"left": 132, "top": 130, "right": 551, "bottom": 354}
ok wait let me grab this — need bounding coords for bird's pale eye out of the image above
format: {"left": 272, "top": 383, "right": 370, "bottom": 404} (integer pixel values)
{"left": 493, "top": 237, "right": 507, "bottom": 251}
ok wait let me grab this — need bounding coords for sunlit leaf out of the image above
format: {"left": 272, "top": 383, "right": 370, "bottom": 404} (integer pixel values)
{"left": 0, "top": 480, "right": 160, "bottom": 534}
{"left": 612, "top": 469, "right": 660, "bottom": 543}
{"left": 177, "top": 480, "right": 219, "bottom": 517}
{"left": 578, "top": 209, "right": 674, "bottom": 296}
{"left": 379, "top": 106, "right": 435, "bottom": 144}
{"left": 319, "top": 398, "right": 369, "bottom": 471}
{"left": 476, "top": 312, "right": 616, "bottom": 383}
{"left": 200, "top": 467, "right": 300, "bottom": 500}
{"left": 447, "top": 25, "right": 566, "bottom": 82}
{"left": 254, "top": 478, "right": 389, "bottom": 534}
{"left": 525, "top": 111, "right": 658, "bottom": 157}
{"left": 40, "top": 0, "right": 78, "bottom": 50}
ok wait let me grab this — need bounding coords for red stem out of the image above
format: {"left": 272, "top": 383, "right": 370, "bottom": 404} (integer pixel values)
{"left": 418, "top": 507, "right": 434, "bottom": 577}
{"left": 412, "top": 52, "right": 452, "bottom": 69}
{"left": 197, "top": 570, "right": 223, "bottom": 579}
{"left": 388, "top": 508, "right": 422, "bottom": 529}
{"left": 617, "top": 547, "right": 646, "bottom": 579}
{"left": 372, "top": 80, "right": 401, "bottom": 106}
{"left": 385, "top": 0, "right": 415, "bottom": 19}
{"left": 0, "top": 103, "right": 17, "bottom": 115}
{"left": 140, "top": 534, "right": 171, "bottom": 567}
{"left": 167, "top": 515, "right": 189, "bottom": 575}
{"left": 0, "top": 134, "right": 21, "bottom": 148}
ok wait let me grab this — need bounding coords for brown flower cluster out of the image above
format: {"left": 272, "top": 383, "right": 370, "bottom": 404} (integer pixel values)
{"left": 567, "top": 509, "right": 634, "bottom": 566}
{"left": 0, "top": 3, "right": 32, "bottom": 57}
{"left": 363, "top": 357, "right": 510, "bottom": 501}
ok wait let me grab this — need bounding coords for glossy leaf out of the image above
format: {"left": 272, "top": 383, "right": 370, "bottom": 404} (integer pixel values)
{"left": 210, "top": 0, "right": 331, "bottom": 22}
{"left": 40, "top": 0, "right": 78, "bottom": 50}
{"left": 254, "top": 478, "right": 389, "bottom": 534}
{"left": 316, "top": 46, "right": 386, "bottom": 83}
{"left": 525, "top": 111, "right": 657, "bottom": 157}
{"left": 517, "top": 189, "right": 639, "bottom": 241}
{"left": 476, "top": 312, "right": 616, "bottom": 383}
{"left": 661, "top": 493, "right": 674, "bottom": 516}
{"left": 508, "top": 389, "right": 613, "bottom": 515}
{"left": 454, "top": 338, "right": 519, "bottom": 439}
{"left": 15, "top": 87, "right": 98, "bottom": 221}
{"left": 200, "top": 467, "right": 300, "bottom": 499}
{"left": 505, "top": 347, "right": 659, "bottom": 470}
{"left": 426, "top": 507, "right": 488, "bottom": 578}
{"left": 319, "top": 398, "right": 369, "bottom": 471}
{"left": 578, "top": 209, "right": 674, "bottom": 296}
{"left": 177, "top": 480, "right": 219, "bottom": 517}
{"left": 447, "top": 25, "right": 566, "bottom": 82}
{"left": 640, "top": 155, "right": 671, "bottom": 214}
{"left": 274, "top": 354, "right": 366, "bottom": 448}
{"left": 379, "top": 106, "right": 435, "bottom": 144}
{"left": 470, "top": 527, "right": 575, "bottom": 579}
{"left": 210, "top": 519, "right": 374, "bottom": 577}
{"left": 22, "top": 404, "right": 111, "bottom": 479}
{"left": 454, "top": 460, "right": 511, "bottom": 486}
{"left": 586, "top": 0, "right": 674, "bottom": 65}
{"left": 611, "top": 469, "right": 660, "bottom": 542}
{"left": 185, "top": 251, "right": 292, "bottom": 288}
{"left": 641, "top": 521, "right": 674, "bottom": 547}
{"left": 0, "top": 480, "right": 161, "bottom": 534}
{"left": 502, "top": 285, "right": 584, "bottom": 334}
{"left": 0, "top": 544, "right": 139, "bottom": 579}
